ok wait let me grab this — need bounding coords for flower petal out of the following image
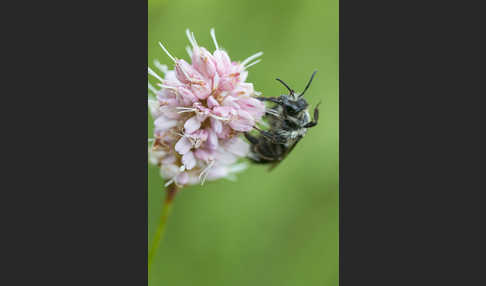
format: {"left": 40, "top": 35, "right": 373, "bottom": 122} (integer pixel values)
{"left": 213, "top": 50, "right": 232, "bottom": 75}
{"left": 217, "top": 124, "right": 233, "bottom": 139}
{"left": 207, "top": 96, "right": 219, "bottom": 109}
{"left": 148, "top": 98, "right": 159, "bottom": 117}
{"left": 207, "top": 130, "right": 219, "bottom": 150}
{"left": 182, "top": 151, "right": 197, "bottom": 170}
{"left": 219, "top": 75, "right": 240, "bottom": 91}
{"left": 178, "top": 87, "right": 198, "bottom": 103}
{"left": 175, "top": 172, "right": 189, "bottom": 185}
{"left": 154, "top": 117, "right": 177, "bottom": 131}
{"left": 229, "top": 110, "right": 254, "bottom": 132}
{"left": 214, "top": 150, "right": 237, "bottom": 165}
{"left": 160, "top": 164, "right": 180, "bottom": 179}
{"left": 213, "top": 106, "right": 233, "bottom": 118}
{"left": 212, "top": 73, "right": 220, "bottom": 91}
{"left": 161, "top": 155, "right": 177, "bottom": 165}
{"left": 194, "top": 148, "right": 212, "bottom": 162}
{"left": 184, "top": 116, "right": 201, "bottom": 134}
{"left": 236, "top": 96, "right": 265, "bottom": 119}
{"left": 175, "top": 59, "right": 204, "bottom": 84}
{"left": 191, "top": 83, "right": 211, "bottom": 100}
{"left": 210, "top": 117, "right": 223, "bottom": 134}
{"left": 192, "top": 128, "right": 209, "bottom": 142}
{"left": 225, "top": 137, "right": 249, "bottom": 157}
{"left": 192, "top": 47, "right": 217, "bottom": 79}
{"left": 175, "top": 136, "right": 192, "bottom": 155}
{"left": 206, "top": 166, "right": 228, "bottom": 180}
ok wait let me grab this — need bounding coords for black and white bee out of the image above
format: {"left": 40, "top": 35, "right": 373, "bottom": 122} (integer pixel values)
{"left": 245, "top": 70, "right": 320, "bottom": 169}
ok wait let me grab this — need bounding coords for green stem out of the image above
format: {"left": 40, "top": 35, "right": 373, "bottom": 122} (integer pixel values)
{"left": 148, "top": 183, "right": 178, "bottom": 275}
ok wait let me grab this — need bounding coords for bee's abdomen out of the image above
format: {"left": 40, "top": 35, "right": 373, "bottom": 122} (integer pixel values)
{"left": 246, "top": 135, "right": 285, "bottom": 163}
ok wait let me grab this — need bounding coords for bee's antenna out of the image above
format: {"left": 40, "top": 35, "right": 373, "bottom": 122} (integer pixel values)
{"left": 299, "top": 70, "right": 317, "bottom": 97}
{"left": 276, "top": 78, "right": 294, "bottom": 95}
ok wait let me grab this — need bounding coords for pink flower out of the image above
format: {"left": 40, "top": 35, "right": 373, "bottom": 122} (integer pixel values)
{"left": 148, "top": 29, "right": 266, "bottom": 188}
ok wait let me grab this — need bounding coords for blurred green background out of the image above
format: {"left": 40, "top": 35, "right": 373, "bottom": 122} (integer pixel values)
{"left": 148, "top": 0, "right": 338, "bottom": 285}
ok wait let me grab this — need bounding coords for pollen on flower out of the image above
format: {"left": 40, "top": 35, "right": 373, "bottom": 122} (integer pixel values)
{"left": 148, "top": 28, "right": 266, "bottom": 188}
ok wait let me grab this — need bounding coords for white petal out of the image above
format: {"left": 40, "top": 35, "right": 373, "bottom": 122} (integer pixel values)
{"left": 215, "top": 151, "right": 237, "bottom": 165}
{"left": 228, "top": 162, "right": 248, "bottom": 174}
{"left": 210, "top": 117, "right": 223, "bottom": 134}
{"left": 184, "top": 116, "right": 201, "bottom": 134}
{"left": 160, "top": 164, "right": 180, "bottom": 179}
{"left": 148, "top": 98, "right": 159, "bottom": 117}
{"left": 175, "top": 136, "right": 192, "bottom": 155}
{"left": 206, "top": 166, "right": 228, "bottom": 180}
{"left": 229, "top": 111, "right": 254, "bottom": 132}
{"left": 182, "top": 151, "right": 197, "bottom": 170}
{"left": 207, "top": 130, "right": 219, "bottom": 150}
{"left": 175, "top": 172, "right": 189, "bottom": 185}
{"left": 154, "top": 117, "right": 177, "bottom": 131}
{"left": 207, "top": 96, "right": 219, "bottom": 109}
{"left": 225, "top": 138, "right": 249, "bottom": 157}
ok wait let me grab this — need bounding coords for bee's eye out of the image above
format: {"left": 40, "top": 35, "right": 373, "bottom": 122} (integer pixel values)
{"left": 285, "top": 104, "right": 299, "bottom": 115}
{"left": 298, "top": 99, "right": 309, "bottom": 110}
{"left": 285, "top": 99, "right": 308, "bottom": 115}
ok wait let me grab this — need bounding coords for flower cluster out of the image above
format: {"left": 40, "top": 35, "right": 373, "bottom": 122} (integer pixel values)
{"left": 148, "top": 29, "right": 265, "bottom": 187}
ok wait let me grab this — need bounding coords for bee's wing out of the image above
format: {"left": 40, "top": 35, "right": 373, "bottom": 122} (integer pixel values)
{"left": 267, "top": 139, "right": 301, "bottom": 171}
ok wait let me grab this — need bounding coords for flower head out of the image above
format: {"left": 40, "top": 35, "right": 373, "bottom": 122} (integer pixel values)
{"left": 148, "top": 29, "right": 265, "bottom": 187}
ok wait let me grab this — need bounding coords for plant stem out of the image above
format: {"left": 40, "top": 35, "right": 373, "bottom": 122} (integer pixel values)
{"left": 148, "top": 183, "right": 178, "bottom": 275}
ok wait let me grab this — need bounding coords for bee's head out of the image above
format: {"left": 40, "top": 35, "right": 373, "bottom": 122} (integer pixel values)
{"left": 281, "top": 96, "right": 308, "bottom": 115}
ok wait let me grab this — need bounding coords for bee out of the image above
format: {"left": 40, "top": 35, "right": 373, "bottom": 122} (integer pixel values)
{"left": 245, "top": 70, "right": 320, "bottom": 169}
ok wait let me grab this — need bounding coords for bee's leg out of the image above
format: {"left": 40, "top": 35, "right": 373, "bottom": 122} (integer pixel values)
{"left": 270, "top": 143, "right": 284, "bottom": 158}
{"left": 255, "top": 142, "right": 279, "bottom": 162}
{"left": 247, "top": 146, "right": 264, "bottom": 163}
{"left": 253, "top": 126, "right": 278, "bottom": 143}
{"left": 304, "top": 102, "right": 321, "bottom": 128}
{"left": 259, "top": 130, "right": 275, "bottom": 141}
{"left": 244, "top": 132, "right": 259, "bottom": 145}
{"left": 265, "top": 108, "right": 281, "bottom": 118}
{"left": 254, "top": 97, "right": 282, "bottom": 105}
{"left": 253, "top": 127, "right": 287, "bottom": 144}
